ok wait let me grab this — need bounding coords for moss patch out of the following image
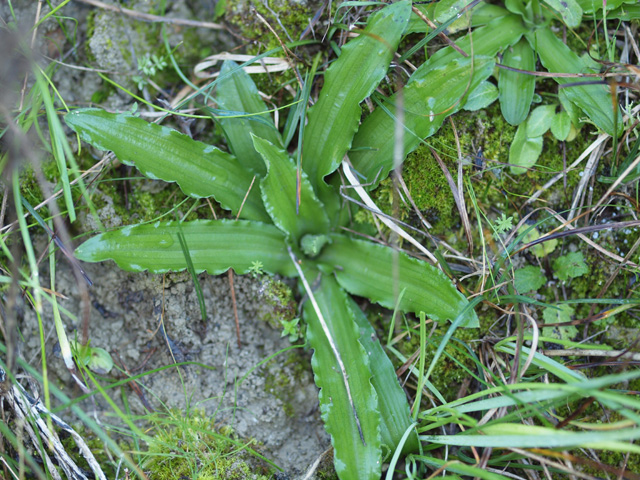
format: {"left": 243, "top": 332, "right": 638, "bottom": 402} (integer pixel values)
{"left": 141, "top": 409, "right": 271, "bottom": 479}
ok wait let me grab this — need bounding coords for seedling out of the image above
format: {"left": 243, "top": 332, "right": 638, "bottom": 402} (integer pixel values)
{"left": 132, "top": 53, "right": 168, "bottom": 91}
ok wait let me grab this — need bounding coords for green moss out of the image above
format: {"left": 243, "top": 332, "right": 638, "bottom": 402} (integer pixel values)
{"left": 225, "top": 0, "right": 316, "bottom": 53}
{"left": 222, "top": 0, "right": 320, "bottom": 101}
{"left": 377, "top": 144, "right": 459, "bottom": 227}
{"left": 255, "top": 276, "right": 297, "bottom": 329}
{"left": 19, "top": 166, "right": 45, "bottom": 208}
{"left": 59, "top": 423, "right": 130, "bottom": 478}
{"left": 263, "top": 351, "right": 310, "bottom": 417}
{"left": 141, "top": 409, "right": 270, "bottom": 479}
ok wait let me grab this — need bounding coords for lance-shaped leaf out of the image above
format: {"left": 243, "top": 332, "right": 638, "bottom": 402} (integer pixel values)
{"left": 253, "top": 135, "right": 330, "bottom": 242}
{"left": 408, "top": 2, "right": 509, "bottom": 34}
{"left": 349, "top": 297, "right": 419, "bottom": 455}
{"left": 530, "top": 28, "right": 623, "bottom": 137}
{"left": 303, "top": 274, "right": 381, "bottom": 480}
{"left": 349, "top": 56, "right": 495, "bottom": 187}
{"left": 543, "top": 0, "right": 582, "bottom": 27}
{"left": 302, "top": 0, "right": 411, "bottom": 186}
{"left": 65, "top": 109, "right": 270, "bottom": 222}
{"left": 434, "top": 0, "right": 478, "bottom": 33}
{"left": 215, "top": 60, "right": 283, "bottom": 178}
{"left": 499, "top": 38, "right": 536, "bottom": 126}
{"left": 349, "top": 14, "right": 527, "bottom": 187}
{"left": 318, "top": 234, "right": 479, "bottom": 327}
{"left": 418, "top": 14, "right": 527, "bottom": 73}
{"left": 75, "top": 219, "right": 296, "bottom": 277}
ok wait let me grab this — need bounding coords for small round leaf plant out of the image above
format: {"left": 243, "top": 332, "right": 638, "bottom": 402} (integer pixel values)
{"left": 66, "top": 2, "right": 506, "bottom": 477}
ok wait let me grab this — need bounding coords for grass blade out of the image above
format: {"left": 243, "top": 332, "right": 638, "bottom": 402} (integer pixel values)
{"left": 422, "top": 424, "right": 640, "bottom": 448}
{"left": 176, "top": 226, "right": 207, "bottom": 322}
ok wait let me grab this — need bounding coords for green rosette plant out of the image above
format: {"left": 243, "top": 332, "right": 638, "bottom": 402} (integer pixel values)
{"left": 400, "top": 0, "right": 631, "bottom": 177}
{"left": 65, "top": 1, "right": 512, "bottom": 477}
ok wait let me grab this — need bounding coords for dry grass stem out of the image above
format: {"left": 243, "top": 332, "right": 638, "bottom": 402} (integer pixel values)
{"left": 76, "top": 0, "right": 223, "bottom": 29}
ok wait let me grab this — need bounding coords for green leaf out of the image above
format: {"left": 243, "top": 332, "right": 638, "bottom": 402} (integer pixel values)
{"left": 424, "top": 423, "right": 640, "bottom": 448}
{"left": 302, "top": 0, "right": 411, "bottom": 186}
{"left": 543, "top": 0, "right": 583, "bottom": 27}
{"left": 434, "top": 0, "right": 476, "bottom": 32}
{"left": 509, "top": 121, "right": 544, "bottom": 175}
{"left": 300, "top": 234, "right": 332, "bottom": 258}
{"left": 550, "top": 111, "right": 572, "bottom": 141}
{"left": 558, "top": 89, "right": 582, "bottom": 127}
{"left": 350, "top": 14, "right": 527, "bottom": 186}
{"left": 552, "top": 251, "right": 589, "bottom": 281}
{"left": 75, "top": 219, "right": 296, "bottom": 277}
{"left": 463, "top": 80, "right": 499, "bottom": 111}
{"left": 499, "top": 38, "right": 536, "bottom": 126}
{"left": 531, "top": 28, "right": 623, "bottom": 137}
{"left": 350, "top": 56, "right": 495, "bottom": 187}
{"left": 505, "top": 0, "right": 529, "bottom": 19}
{"left": 408, "top": 2, "right": 509, "bottom": 34}
{"left": 70, "top": 340, "right": 113, "bottom": 375}
{"left": 492, "top": 213, "right": 514, "bottom": 236}
{"left": 514, "top": 266, "right": 547, "bottom": 293}
{"left": 215, "top": 60, "right": 283, "bottom": 178}
{"left": 407, "top": 2, "right": 437, "bottom": 34}
{"left": 574, "top": 0, "right": 632, "bottom": 14}
{"left": 526, "top": 105, "right": 556, "bottom": 137}
{"left": 542, "top": 304, "right": 578, "bottom": 340}
{"left": 318, "top": 234, "right": 479, "bottom": 327}
{"left": 419, "top": 14, "right": 527, "bottom": 70}
{"left": 65, "top": 108, "right": 270, "bottom": 222}
{"left": 252, "top": 135, "right": 330, "bottom": 242}
{"left": 303, "top": 274, "right": 381, "bottom": 480}
{"left": 518, "top": 225, "right": 558, "bottom": 257}
{"left": 349, "top": 297, "right": 419, "bottom": 455}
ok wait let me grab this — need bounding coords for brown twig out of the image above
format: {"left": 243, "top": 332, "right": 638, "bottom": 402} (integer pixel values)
{"left": 228, "top": 270, "right": 241, "bottom": 348}
{"left": 448, "top": 117, "right": 474, "bottom": 254}
{"left": 411, "top": 5, "right": 468, "bottom": 58}
{"left": 74, "top": 0, "right": 223, "bottom": 29}
{"left": 516, "top": 220, "right": 640, "bottom": 254}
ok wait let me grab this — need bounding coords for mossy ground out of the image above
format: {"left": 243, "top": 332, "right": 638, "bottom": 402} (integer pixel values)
{"left": 139, "top": 409, "right": 271, "bottom": 479}
{"left": 262, "top": 351, "right": 311, "bottom": 418}
{"left": 6, "top": 1, "right": 639, "bottom": 478}
{"left": 223, "top": 0, "right": 318, "bottom": 52}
